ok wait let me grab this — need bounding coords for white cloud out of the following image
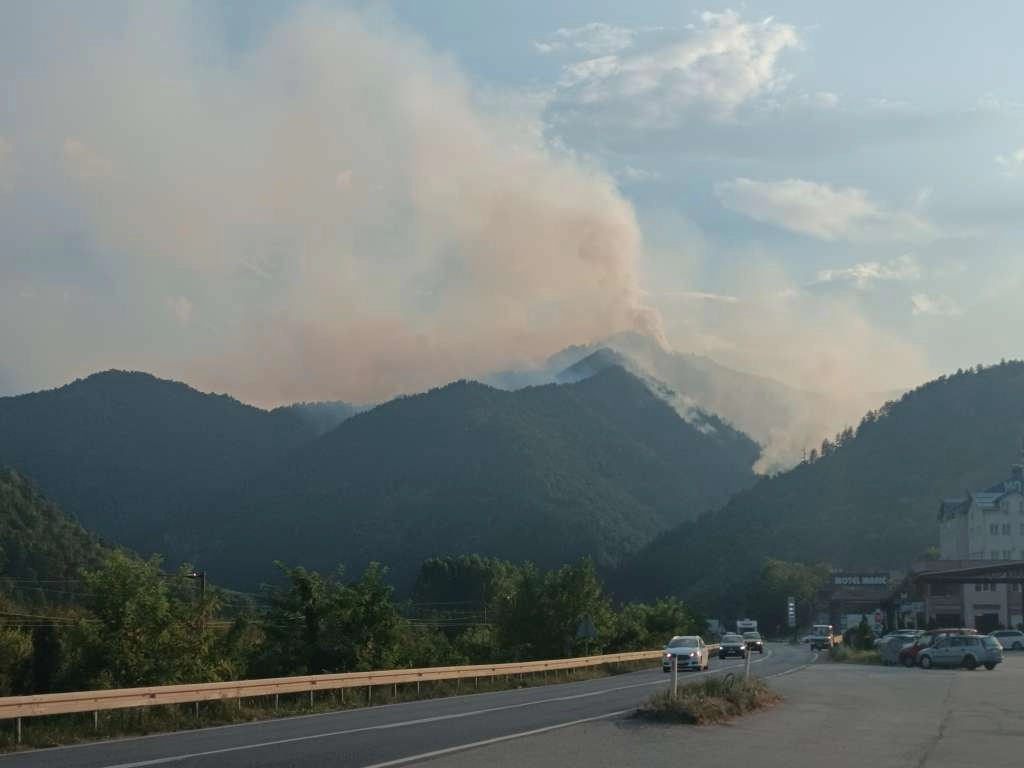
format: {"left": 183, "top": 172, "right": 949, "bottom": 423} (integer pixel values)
{"left": 815, "top": 255, "right": 921, "bottom": 288}
{"left": 911, "top": 293, "right": 962, "bottom": 317}
{"left": 533, "top": 22, "right": 636, "bottom": 57}
{"left": 553, "top": 10, "right": 800, "bottom": 125}
{"left": 995, "top": 147, "right": 1024, "bottom": 176}
{"left": 619, "top": 165, "right": 660, "bottom": 183}
{"left": 714, "top": 177, "right": 933, "bottom": 241}
{"left": 655, "top": 290, "right": 740, "bottom": 304}
{"left": 164, "top": 295, "right": 193, "bottom": 325}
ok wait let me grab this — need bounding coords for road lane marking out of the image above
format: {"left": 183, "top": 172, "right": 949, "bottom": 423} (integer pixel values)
{"left": 357, "top": 709, "right": 634, "bottom": 768}
{"left": 96, "top": 655, "right": 775, "bottom": 767}
{"left": 78, "top": 650, "right": 801, "bottom": 767}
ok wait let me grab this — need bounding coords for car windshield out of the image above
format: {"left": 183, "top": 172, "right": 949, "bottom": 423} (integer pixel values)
{"left": 722, "top": 634, "right": 743, "bottom": 643}
{"left": 743, "top": 632, "right": 761, "bottom": 639}
{"left": 668, "top": 637, "right": 699, "bottom": 648}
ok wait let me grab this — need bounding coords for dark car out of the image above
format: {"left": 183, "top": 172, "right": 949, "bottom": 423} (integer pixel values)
{"left": 991, "top": 629, "right": 1024, "bottom": 650}
{"left": 719, "top": 633, "right": 747, "bottom": 659}
{"left": 742, "top": 631, "right": 764, "bottom": 654}
{"left": 899, "top": 628, "right": 977, "bottom": 667}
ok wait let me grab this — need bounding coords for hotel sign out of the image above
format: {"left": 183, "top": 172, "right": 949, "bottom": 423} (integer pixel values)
{"left": 832, "top": 574, "right": 889, "bottom": 586}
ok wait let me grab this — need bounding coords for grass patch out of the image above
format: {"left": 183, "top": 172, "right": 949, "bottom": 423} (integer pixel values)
{"left": 0, "top": 659, "right": 655, "bottom": 752}
{"left": 829, "top": 645, "right": 882, "bottom": 665}
{"left": 634, "top": 674, "right": 780, "bottom": 725}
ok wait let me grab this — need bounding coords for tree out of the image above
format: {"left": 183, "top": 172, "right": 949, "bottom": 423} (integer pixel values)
{"left": 0, "top": 627, "right": 32, "bottom": 695}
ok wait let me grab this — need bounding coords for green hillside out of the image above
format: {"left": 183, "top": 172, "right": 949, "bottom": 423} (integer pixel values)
{"left": 617, "top": 362, "right": 1024, "bottom": 613}
{"left": 185, "top": 366, "right": 760, "bottom": 588}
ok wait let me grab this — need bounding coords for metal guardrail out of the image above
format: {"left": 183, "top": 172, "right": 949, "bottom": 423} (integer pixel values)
{"left": 0, "top": 649, "right": 683, "bottom": 730}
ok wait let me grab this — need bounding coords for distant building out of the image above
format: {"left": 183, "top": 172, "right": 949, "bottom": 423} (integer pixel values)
{"left": 918, "top": 459, "right": 1024, "bottom": 632}
{"left": 939, "top": 463, "right": 1024, "bottom": 560}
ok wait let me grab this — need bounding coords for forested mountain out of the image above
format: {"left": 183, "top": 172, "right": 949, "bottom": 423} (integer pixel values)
{"left": 0, "top": 467, "right": 106, "bottom": 598}
{"left": 616, "top": 362, "right": 1024, "bottom": 614}
{"left": 270, "top": 400, "right": 365, "bottom": 437}
{"left": 184, "top": 366, "right": 760, "bottom": 588}
{"left": 486, "top": 332, "right": 894, "bottom": 470}
{"left": 0, "top": 371, "right": 319, "bottom": 553}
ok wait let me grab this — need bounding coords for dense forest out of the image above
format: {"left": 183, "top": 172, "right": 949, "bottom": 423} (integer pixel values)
{"left": 182, "top": 366, "right": 759, "bottom": 588}
{"left": 0, "top": 366, "right": 759, "bottom": 589}
{"left": 0, "top": 468, "right": 107, "bottom": 607}
{"left": 617, "top": 362, "right": 1024, "bottom": 614}
{"left": 0, "top": 371, "right": 324, "bottom": 554}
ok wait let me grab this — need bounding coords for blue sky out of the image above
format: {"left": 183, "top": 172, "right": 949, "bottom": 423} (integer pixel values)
{"left": 1, "top": 1, "right": 1022, "bottom": 405}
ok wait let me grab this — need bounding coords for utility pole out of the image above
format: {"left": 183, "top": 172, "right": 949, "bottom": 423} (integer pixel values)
{"left": 187, "top": 570, "right": 206, "bottom": 599}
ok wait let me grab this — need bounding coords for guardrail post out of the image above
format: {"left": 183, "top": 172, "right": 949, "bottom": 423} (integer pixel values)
{"left": 93, "top": 710, "right": 99, "bottom": 732}
{"left": 195, "top": 701, "right": 199, "bottom": 719}
{"left": 16, "top": 717, "right": 21, "bottom": 744}
{"left": 368, "top": 685, "right": 372, "bottom": 705}
{"left": 744, "top": 647, "right": 752, "bottom": 681}
{"left": 274, "top": 694, "right": 279, "bottom": 711}
{"left": 309, "top": 690, "right": 314, "bottom": 707}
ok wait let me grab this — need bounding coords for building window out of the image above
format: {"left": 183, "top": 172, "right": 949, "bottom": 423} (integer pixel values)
{"left": 1005, "top": 550, "right": 1013, "bottom": 560}
{"left": 992, "top": 550, "right": 1000, "bottom": 559}
{"left": 1004, "top": 524, "right": 1012, "bottom": 535}
{"left": 975, "top": 583, "right": 982, "bottom": 592}
{"left": 991, "top": 524, "right": 1000, "bottom": 535}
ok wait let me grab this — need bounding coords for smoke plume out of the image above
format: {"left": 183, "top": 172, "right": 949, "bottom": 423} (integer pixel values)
{"left": 0, "top": 3, "right": 661, "bottom": 405}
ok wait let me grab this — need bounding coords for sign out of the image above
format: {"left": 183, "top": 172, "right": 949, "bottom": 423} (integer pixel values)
{"left": 832, "top": 573, "right": 889, "bottom": 587}
{"left": 786, "top": 596, "right": 796, "bottom": 628}
{"left": 575, "top": 614, "right": 598, "bottom": 640}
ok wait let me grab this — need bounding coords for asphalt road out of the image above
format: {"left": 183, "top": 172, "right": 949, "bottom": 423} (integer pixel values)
{"left": 0, "top": 644, "right": 807, "bottom": 768}
{"left": 429, "top": 648, "right": 1024, "bottom": 768}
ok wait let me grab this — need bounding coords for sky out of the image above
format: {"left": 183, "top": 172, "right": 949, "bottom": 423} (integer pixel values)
{"left": 1, "top": 0, "right": 1022, "bottom": 407}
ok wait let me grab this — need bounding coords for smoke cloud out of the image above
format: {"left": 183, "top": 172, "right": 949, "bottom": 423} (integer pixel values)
{"left": 0, "top": 2, "right": 661, "bottom": 405}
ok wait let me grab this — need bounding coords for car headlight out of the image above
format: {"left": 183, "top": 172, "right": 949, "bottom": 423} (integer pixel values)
{"left": 690, "top": 651, "right": 697, "bottom": 657}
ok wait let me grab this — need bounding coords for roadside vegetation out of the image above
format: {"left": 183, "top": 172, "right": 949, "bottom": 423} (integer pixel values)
{"left": 635, "top": 675, "right": 780, "bottom": 725}
{"left": 829, "top": 646, "right": 882, "bottom": 665}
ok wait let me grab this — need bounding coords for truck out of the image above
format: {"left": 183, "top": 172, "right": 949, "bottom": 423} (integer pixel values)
{"left": 807, "top": 623, "right": 841, "bottom": 651}
{"left": 736, "top": 618, "right": 758, "bottom": 634}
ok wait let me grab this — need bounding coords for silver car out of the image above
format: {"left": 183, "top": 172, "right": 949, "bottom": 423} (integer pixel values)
{"left": 991, "top": 629, "right": 1024, "bottom": 650}
{"left": 662, "top": 635, "right": 710, "bottom": 672}
{"left": 917, "top": 634, "right": 1002, "bottom": 670}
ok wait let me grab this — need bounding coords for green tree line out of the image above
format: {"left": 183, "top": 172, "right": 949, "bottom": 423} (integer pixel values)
{"left": 0, "top": 552, "right": 704, "bottom": 696}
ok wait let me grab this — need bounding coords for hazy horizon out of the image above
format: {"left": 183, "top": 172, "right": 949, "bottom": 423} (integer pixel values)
{"left": 2, "top": 1, "right": 1021, "bottom": 417}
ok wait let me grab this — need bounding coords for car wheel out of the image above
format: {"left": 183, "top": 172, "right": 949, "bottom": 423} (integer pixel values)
{"left": 663, "top": 668, "right": 670, "bottom": 673}
{"left": 719, "top": 653, "right": 726, "bottom": 659}
{"left": 1014, "top": 642, "right": 1022, "bottom": 651}
{"left": 919, "top": 655, "right": 933, "bottom": 669}
{"left": 759, "top": 649, "right": 764, "bottom": 654}
{"left": 984, "top": 662, "right": 996, "bottom": 670}
{"left": 963, "top": 655, "right": 977, "bottom": 671}
{"left": 902, "top": 655, "right": 915, "bottom": 668}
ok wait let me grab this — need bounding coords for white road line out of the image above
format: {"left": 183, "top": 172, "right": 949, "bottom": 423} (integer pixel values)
{"left": 96, "top": 678, "right": 683, "bottom": 768}
{"left": 357, "top": 709, "right": 634, "bottom": 768}
{"left": 96, "top": 649, "right": 786, "bottom": 767}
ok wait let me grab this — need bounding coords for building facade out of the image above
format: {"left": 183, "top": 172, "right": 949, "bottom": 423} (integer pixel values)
{"left": 925, "top": 462, "right": 1024, "bottom": 631}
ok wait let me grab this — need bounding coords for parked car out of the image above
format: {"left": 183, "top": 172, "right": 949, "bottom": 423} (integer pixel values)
{"left": 743, "top": 631, "right": 765, "bottom": 654}
{"left": 990, "top": 629, "right": 1024, "bottom": 650}
{"left": 662, "top": 635, "right": 710, "bottom": 672}
{"left": 718, "top": 633, "right": 748, "bottom": 659}
{"left": 899, "top": 628, "right": 977, "bottom": 668}
{"left": 917, "top": 634, "right": 1002, "bottom": 670}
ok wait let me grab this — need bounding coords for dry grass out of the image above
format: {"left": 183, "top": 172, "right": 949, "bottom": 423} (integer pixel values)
{"left": 634, "top": 674, "right": 780, "bottom": 725}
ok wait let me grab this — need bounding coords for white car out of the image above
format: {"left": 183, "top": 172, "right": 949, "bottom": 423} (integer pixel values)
{"left": 662, "top": 635, "right": 710, "bottom": 672}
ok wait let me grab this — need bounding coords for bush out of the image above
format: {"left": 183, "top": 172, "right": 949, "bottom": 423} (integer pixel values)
{"left": 635, "top": 675, "right": 780, "bottom": 725}
{"left": 829, "top": 645, "right": 881, "bottom": 665}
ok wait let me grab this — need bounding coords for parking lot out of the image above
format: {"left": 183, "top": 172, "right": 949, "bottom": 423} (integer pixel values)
{"left": 425, "top": 649, "right": 1024, "bottom": 768}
